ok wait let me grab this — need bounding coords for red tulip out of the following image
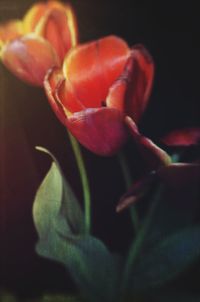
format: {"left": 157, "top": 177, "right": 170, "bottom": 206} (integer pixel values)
{"left": 116, "top": 111, "right": 200, "bottom": 211}
{"left": 44, "top": 35, "right": 157, "bottom": 156}
{"left": 117, "top": 162, "right": 200, "bottom": 212}
{"left": 44, "top": 34, "right": 200, "bottom": 159}
{"left": 0, "top": 1, "right": 78, "bottom": 86}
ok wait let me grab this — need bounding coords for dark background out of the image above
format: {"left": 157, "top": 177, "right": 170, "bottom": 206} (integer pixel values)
{"left": 0, "top": 0, "right": 200, "bottom": 299}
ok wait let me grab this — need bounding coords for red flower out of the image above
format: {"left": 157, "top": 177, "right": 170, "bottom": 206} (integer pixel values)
{"left": 44, "top": 35, "right": 157, "bottom": 156}
{"left": 117, "top": 162, "right": 200, "bottom": 212}
{"left": 0, "top": 1, "right": 78, "bottom": 86}
{"left": 44, "top": 35, "right": 200, "bottom": 159}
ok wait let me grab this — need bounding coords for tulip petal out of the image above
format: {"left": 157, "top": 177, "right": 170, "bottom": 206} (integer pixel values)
{"left": 125, "top": 116, "right": 171, "bottom": 170}
{"left": 55, "top": 79, "right": 85, "bottom": 114}
{"left": 35, "top": 5, "right": 78, "bottom": 62}
{"left": 116, "top": 172, "right": 156, "bottom": 212}
{"left": 117, "top": 163, "right": 200, "bottom": 211}
{"left": 66, "top": 108, "right": 128, "bottom": 156}
{"left": 1, "top": 34, "right": 60, "bottom": 86}
{"left": 97, "top": 35, "right": 130, "bottom": 99}
{"left": 106, "top": 78, "right": 127, "bottom": 113}
{"left": 23, "top": 3, "right": 47, "bottom": 33}
{"left": 64, "top": 4, "right": 78, "bottom": 48}
{"left": 158, "top": 163, "right": 200, "bottom": 189}
{"left": 63, "top": 35, "right": 129, "bottom": 108}
{"left": 44, "top": 67, "right": 66, "bottom": 124}
{"left": 107, "top": 45, "right": 154, "bottom": 123}
{"left": 23, "top": 1, "right": 78, "bottom": 47}
{"left": 48, "top": 2, "right": 78, "bottom": 48}
{"left": 0, "top": 20, "right": 23, "bottom": 47}
{"left": 162, "top": 128, "right": 200, "bottom": 146}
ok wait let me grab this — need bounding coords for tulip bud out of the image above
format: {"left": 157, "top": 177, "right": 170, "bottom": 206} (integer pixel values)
{"left": 0, "top": 1, "right": 78, "bottom": 86}
{"left": 1, "top": 34, "right": 59, "bottom": 86}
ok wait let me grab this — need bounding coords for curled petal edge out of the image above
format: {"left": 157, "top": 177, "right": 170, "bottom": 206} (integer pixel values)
{"left": 117, "top": 162, "right": 200, "bottom": 212}
{"left": 107, "top": 44, "right": 154, "bottom": 123}
{"left": 44, "top": 67, "right": 67, "bottom": 124}
{"left": 125, "top": 116, "right": 171, "bottom": 170}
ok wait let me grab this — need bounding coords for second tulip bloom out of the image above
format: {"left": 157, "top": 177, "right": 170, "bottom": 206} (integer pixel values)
{"left": 0, "top": 1, "right": 78, "bottom": 86}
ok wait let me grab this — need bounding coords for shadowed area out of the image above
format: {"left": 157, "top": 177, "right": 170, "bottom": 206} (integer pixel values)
{"left": 0, "top": 0, "right": 200, "bottom": 299}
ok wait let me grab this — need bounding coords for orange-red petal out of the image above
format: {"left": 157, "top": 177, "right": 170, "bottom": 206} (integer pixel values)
{"left": 23, "top": 3, "right": 47, "bottom": 33}
{"left": 1, "top": 34, "right": 60, "bottom": 86}
{"left": 125, "top": 116, "right": 171, "bottom": 170}
{"left": 107, "top": 45, "right": 154, "bottom": 123}
{"left": 35, "top": 4, "right": 78, "bottom": 62}
{"left": 161, "top": 128, "right": 200, "bottom": 146}
{"left": 158, "top": 163, "right": 200, "bottom": 189}
{"left": 106, "top": 77, "right": 127, "bottom": 112}
{"left": 66, "top": 108, "right": 128, "bottom": 156}
{"left": 63, "top": 36, "right": 130, "bottom": 108}
{"left": 55, "top": 79, "right": 85, "bottom": 114}
{"left": 44, "top": 67, "right": 66, "bottom": 124}
{"left": 23, "top": 1, "right": 77, "bottom": 60}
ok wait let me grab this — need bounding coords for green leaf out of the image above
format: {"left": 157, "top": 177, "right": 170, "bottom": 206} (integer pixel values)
{"left": 129, "top": 226, "right": 200, "bottom": 292}
{"left": 65, "top": 237, "right": 120, "bottom": 302}
{"left": 144, "top": 180, "right": 199, "bottom": 249}
{"left": 0, "top": 292, "right": 16, "bottom": 302}
{"left": 33, "top": 147, "right": 120, "bottom": 302}
{"left": 37, "top": 233, "right": 120, "bottom": 302}
{"left": 33, "top": 146, "right": 84, "bottom": 238}
{"left": 37, "top": 294, "right": 82, "bottom": 302}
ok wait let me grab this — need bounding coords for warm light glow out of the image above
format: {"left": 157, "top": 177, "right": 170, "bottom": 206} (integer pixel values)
{"left": 0, "top": 1, "right": 78, "bottom": 86}
{"left": 65, "top": 4, "right": 78, "bottom": 47}
{"left": 0, "top": 20, "right": 23, "bottom": 47}
{"left": 1, "top": 1, "right": 78, "bottom": 54}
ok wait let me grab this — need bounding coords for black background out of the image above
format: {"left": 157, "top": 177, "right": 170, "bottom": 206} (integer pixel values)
{"left": 0, "top": 0, "right": 200, "bottom": 299}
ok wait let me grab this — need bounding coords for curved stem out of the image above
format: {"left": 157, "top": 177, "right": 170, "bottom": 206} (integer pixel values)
{"left": 117, "top": 151, "right": 139, "bottom": 232}
{"left": 118, "top": 151, "right": 132, "bottom": 188}
{"left": 121, "top": 184, "right": 164, "bottom": 293}
{"left": 68, "top": 131, "right": 91, "bottom": 234}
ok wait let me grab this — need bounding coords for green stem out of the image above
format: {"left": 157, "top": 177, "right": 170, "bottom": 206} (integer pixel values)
{"left": 121, "top": 184, "right": 164, "bottom": 293}
{"left": 117, "top": 152, "right": 139, "bottom": 232}
{"left": 68, "top": 131, "right": 91, "bottom": 234}
{"left": 118, "top": 152, "right": 132, "bottom": 188}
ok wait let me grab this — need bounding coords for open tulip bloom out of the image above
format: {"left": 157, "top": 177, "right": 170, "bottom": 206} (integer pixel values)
{"left": 44, "top": 35, "right": 157, "bottom": 156}
{"left": 44, "top": 35, "right": 200, "bottom": 162}
{"left": 1, "top": 2, "right": 200, "bottom": 302}
{"left": 0, "top": 1, "right": 77, "bottom": 86}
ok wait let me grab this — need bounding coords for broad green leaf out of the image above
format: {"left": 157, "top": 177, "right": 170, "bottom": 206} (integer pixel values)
{"left": 33, "top": 147, "right": 84, "bottom": 239}
{"left": 129, "top": 226, "right": 200, "bottom": 292}
{"left": 36, "top": 294, "right": 81, "bottom": 302}
{"left": 144, "top": 180, "right": 199, "bottom": 249}
{"left": 37, "top": 233, "right": 120, "bottom": 302}
{"left": 33, "top": 147, "right": 120, "bottom": 302}
{"left": 0, "top": 293, "right": 16, "bottom": 302}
